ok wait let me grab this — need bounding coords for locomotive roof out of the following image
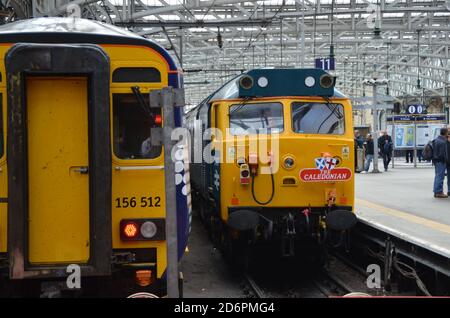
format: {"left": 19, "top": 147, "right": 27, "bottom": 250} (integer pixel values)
{"left": 0, "top": 17, "right": 179, "bottom": 71}
{"left": 207, "top": 69, "right": 346, "bottom": 103}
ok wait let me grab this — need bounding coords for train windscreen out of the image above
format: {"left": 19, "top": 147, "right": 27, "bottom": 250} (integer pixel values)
{"left": 291, "top": 102, "right": 345, "bottom": 135}
{"left": 229, "top": 102, "right": 284, "bottom": 135}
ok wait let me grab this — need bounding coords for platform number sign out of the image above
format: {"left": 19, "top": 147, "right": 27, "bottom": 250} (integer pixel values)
{"left": 315, "top": 57, "right": 335, "bottom": 71}
{"left": 407, "top": 104, "right": 425, "bottom": 114}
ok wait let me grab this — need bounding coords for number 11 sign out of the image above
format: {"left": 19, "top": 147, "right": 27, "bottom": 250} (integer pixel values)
{"left": 315, "top": 57, "right": 335, "bottom": 70}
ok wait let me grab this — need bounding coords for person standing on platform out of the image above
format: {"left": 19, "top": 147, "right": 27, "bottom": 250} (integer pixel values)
{"left": 363, "top": 134, "right": 374, "bottom": 173}
{"left": 378, "top": 131, "right": 393, "bottom": 172}
{"left": 432, "top": 127, "right": 449, "bottom": 198}
{"left": 405, "top": 149, "right": 413, "bottom": 163}
{"left": 447, "top": 127, "right": 450, "bottom": 196}
{"left": 354, "top": 130, "right": 364, "bottom": 173}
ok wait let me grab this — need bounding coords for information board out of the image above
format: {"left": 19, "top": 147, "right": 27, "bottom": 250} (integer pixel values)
{"left": 386, "top": 114, "right": 447, "bottom": 149}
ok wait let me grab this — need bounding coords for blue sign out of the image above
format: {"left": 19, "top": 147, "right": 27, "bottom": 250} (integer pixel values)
{"left": 387, "top": 114, "right": 446, "bottom": 122}
{"left": 315, "top": 57, "right": 335, "bottom": 70}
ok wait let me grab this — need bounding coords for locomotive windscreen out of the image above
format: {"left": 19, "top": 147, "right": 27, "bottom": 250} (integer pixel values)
{"left": 291, "top": 102, "right": 345, "bottom": 135}
{"left": 229, "top": 102, "right": 284, "bottom": 135}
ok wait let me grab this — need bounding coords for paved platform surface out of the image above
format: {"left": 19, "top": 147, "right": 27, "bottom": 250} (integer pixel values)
{"left": 355, "top": 159, "right": 450, "bottom": 258}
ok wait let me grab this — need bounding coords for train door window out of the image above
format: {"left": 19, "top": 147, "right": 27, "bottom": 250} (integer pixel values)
{"left": 291, "top": 102, "right": 345, "bottom": 135}
{"left": 229, "top": 102, "right": 284, "bottom": 135}
{"left": 113, "top": 94, "right": 162, "bottom": 160}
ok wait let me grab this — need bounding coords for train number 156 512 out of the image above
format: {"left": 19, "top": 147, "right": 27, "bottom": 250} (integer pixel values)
{"left": 115, "top": 196, "right": 161, "bottom": 208}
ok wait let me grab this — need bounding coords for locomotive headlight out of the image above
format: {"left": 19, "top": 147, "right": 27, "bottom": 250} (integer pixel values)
{"left": 319, "top": 74, "right": 334, "bottom": 88}
{"left": 140, "top": 221, "right": 157, "bottom": 239}
{"left": 305, "top": 76, "right": 315, "bottom": 87}
{"left": 239, "top": 75, "right": 254, "bottom": 89}
{"left": 283, "top": 156, "right": 295, "bottom": 170}
{"left": 257, "top": 76, "right": 269, "bottom": 88}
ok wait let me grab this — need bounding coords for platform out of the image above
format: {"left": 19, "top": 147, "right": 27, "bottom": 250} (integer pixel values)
{"left": 355, "top": 159, "right": 450, "bottom": 259}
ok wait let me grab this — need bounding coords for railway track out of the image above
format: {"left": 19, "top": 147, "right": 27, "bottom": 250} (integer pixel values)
{"left": 243, "top": 265, "right": 357, "bottom": 298}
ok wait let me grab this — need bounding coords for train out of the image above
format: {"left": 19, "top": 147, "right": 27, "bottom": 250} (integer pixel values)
{"left": 186, "top": 68, "right": 357, "bottom": 269}
{"left": 0, "top": 17, "right": 191, "bottom": 297}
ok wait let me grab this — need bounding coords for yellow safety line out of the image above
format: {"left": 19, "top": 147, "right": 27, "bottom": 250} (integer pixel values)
{"left": 355, "top": 198, "right": 450, "bottom": 235}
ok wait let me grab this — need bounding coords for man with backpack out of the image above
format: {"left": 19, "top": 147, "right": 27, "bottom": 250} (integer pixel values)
{"left": 378, "top": 131, "right": 393, "bottom": 172}
{"left": 431, "top": 127, "right": 449, "bottom": 198}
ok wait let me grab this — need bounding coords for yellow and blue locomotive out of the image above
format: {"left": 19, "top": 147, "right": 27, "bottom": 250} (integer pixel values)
{"left": 186, "top": 68, "right": 356, "bottom": 268}
{"left": 0, "top": 18, "right": 191, "bottom": 297}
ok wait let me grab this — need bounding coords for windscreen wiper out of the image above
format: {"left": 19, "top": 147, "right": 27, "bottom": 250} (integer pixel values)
{"left": 131, "top": 86, "right": 156, "bottom": 125}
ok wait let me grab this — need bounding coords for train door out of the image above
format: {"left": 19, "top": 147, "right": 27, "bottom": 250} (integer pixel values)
{"left": 26, "top": 77, "right": 90, "bottom": 264}
{"left": 6, "top": 44, "right": 111, "bottom": 278}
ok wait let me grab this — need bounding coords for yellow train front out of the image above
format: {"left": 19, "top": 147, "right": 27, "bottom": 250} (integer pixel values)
{"left": 0, "top": 18, "right": 191, "bottom": 297}
{"left": 186, "top": 68, "right": 356, "bottom": 268}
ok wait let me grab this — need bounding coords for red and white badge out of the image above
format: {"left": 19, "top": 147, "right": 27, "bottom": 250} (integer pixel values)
{"left": 300, "top": 157, "right": 352, "bottom": 182}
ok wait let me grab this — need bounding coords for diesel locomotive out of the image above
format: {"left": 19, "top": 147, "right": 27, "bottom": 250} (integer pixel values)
{"left": 186, "top": 68, "right": 357, "bottom": 269}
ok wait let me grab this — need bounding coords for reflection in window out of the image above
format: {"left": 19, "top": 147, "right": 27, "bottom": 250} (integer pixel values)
{"left": 291, "top": 102, "right": 345, "bottom": 135}
{"left": 113, "top": 94, "right": 162, "bottom": 159}
{"left": 229, "top": 102, "right": 283, "bottom": 135}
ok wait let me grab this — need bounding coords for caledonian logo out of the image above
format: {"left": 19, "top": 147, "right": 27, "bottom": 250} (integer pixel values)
{"left": 299, "top": 157, "right": 352, "bottom": 182}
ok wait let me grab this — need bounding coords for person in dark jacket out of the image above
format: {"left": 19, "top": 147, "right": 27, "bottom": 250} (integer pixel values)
{"left": 363, "top": 134, "right": 374, "bottom": 173}
{"left": 354, "top": 130, "right": 364, "bottom": 172}
{"left": 378, "top": 130, "right": 393, "bottom": 171}
{"left": 432, "top": 127, "right": 449, "bottom": 198}
{"left": 447, "top": 127, "right": 450, "bottom": 196}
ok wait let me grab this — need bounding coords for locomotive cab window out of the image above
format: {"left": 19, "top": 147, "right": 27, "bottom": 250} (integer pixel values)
{"left": 113, "top": 94, "right": 162, "bottom": 160}
{"left": 291, "top": 102, "right": 345, "bottom": 135}
{"left": 229, "top": 102, "right": 284, "bottom": 135}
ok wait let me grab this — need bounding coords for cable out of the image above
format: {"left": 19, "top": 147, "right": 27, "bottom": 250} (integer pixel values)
{"left": 365, "top": 247, "right": 432, "bottom": 296}
{"left": 251, "top": 167, "right": 275, "bottom": 205}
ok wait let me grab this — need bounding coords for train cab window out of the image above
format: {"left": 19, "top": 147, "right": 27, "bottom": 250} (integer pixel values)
{"left": 112, "top": 67, "right": 161, "bottom": 83}
{"left": 291, "top": 102, "right": 345, "bottom": 135}
{"left": 113, "top": 94, "right": 162, "bottom": 160}
{"left": 229, "top": 102, "right": 284, "bottom": 135}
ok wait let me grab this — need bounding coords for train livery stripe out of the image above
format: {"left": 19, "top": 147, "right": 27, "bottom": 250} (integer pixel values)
{"left": 356, "top": 198, "right": 450, "bottom": 234}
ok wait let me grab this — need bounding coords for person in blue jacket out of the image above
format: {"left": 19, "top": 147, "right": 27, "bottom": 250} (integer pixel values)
{"left": 432, "top": 127, "right": 449, "bottom": 198}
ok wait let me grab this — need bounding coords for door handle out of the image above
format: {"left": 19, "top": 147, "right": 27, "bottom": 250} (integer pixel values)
{"left": 73, "top": 166, "right": 89, "bottom": 174}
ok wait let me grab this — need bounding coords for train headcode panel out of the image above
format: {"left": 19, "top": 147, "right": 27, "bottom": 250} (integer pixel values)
{"left": 186, "top": 68, "right": 356, "bottom": 270}
{"left": 0, "top": 17, "right": 191, "bottom": 297}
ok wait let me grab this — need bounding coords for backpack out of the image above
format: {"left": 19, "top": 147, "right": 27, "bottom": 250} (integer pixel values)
{"left": 422, "top": 141, "right": 434, "bottom": 161}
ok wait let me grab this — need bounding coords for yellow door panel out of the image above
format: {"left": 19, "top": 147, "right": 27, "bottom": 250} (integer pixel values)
{"left": 27, "top": 77, "right": 90, "bottom": 264}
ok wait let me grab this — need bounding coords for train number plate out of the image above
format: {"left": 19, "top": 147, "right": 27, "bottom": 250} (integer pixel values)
{"left": 115, "top": 196, "right": 161, "bottom": 208}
